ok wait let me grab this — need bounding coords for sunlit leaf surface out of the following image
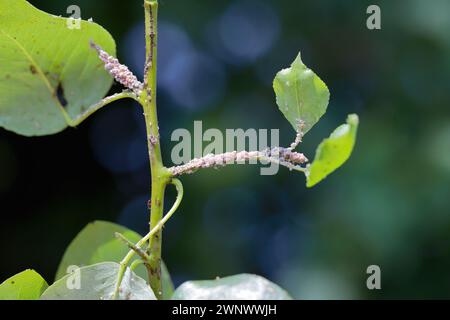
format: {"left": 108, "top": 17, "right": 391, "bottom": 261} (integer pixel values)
{"left": 0, "top": 0, "right": 115, "bottom": 136}
{"left": 273, "top": 52, "right": 330, "bottom": 134}
{"left": 306, "top": 114, "right": 359, "bottom": 187}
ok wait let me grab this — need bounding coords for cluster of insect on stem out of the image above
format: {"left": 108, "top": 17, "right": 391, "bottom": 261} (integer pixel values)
{"left": 168, "top": 120, "right": 308, "bottom": 176}
{"left": 90, "top": 42, "right": 309, "bottom": 177}
{"left": 90, "top": 41, "right": 143, "bottom": 95}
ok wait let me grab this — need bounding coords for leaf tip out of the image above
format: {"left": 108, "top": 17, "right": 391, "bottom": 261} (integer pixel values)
{"left": 292, "top": 52, "right": 303, "bottom": 67}
{"left": 347, "top": 113, "right": 359, "bottom": 126}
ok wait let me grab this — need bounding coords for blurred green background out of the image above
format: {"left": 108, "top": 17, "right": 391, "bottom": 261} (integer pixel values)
{"left": 1, "top": 0, "right": 450, "bottom": 299}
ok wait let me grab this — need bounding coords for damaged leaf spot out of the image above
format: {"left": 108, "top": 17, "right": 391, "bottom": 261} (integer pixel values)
{"left": 29, "top": 65, "right": 37, "bottom": 74}
{"left": 55, "top": 82, "right": 68, "bottom": 107}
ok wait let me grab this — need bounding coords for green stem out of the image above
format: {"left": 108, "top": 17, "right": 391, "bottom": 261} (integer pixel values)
{"left": 115, "top": 232, "right": 150, "bottom": 261}
{"left": 64, "top": 90, "right": 139, "bottom": 127}
{"left": 130, "top": 259, "right": 143, "bottom": 271}
{"left": 112, "top": 179, "right": 183, "bottom": 299}
{"left": 141, "top": 0, "right": 171, "bottom": 299}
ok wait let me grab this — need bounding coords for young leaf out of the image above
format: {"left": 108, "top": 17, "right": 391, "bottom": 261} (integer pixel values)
{"left": 306, "top": 114, "right": 359, "bottom": 187}
{"left": 273, "top": 52, "right": 330, "bottom": 134}
{"left": 41, "top": 262, "right": 155, "bottom": 300}
{"left": 171, "top": 274, "right": 292, "bottom": 300}
{"left": 0, "top": 0, "right": 115, "bottom": 136}
{"left": 0, "top": 269, "right": 48, "bottom": 300}
{"left": 55, "top": 220, "right": 174, "bottom": 299}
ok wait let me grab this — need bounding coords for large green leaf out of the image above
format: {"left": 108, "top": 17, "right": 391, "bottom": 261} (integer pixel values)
{"left": 0, "top": 0, "right": 115, "bottom": 136}
{"left": 55, "top": 220, "right": 174, "bottom": 299}
{"left": 273, "top": 53, "right": 330, "bottom": 134}
{"left": 172, "top": 274, "right": 292, "bottom": 300}
{"left": 41, "top": 262, "right": 155, "bottom": 300}
{"left": 0, "top": 269, "right": 48, "bottom": 300}
{"left": 306, "top": 114, "right": 359, "bottom": 187}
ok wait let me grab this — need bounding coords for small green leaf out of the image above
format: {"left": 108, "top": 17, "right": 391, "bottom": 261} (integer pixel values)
{"left": 55, "top": 220, "right": 174, "bottom": 299}
{"left": 41, "top": 262, "right": 155, "bottom": 300}
{"left": 0, "top": 0, "right": 115, "bottom": 136}
{"left": 171, "top": 274, "right": 292, "bottom": 300}
{"left": 0, "top": 269, "right": 48, "bottom": 300}
{"left": 306, "top": 114, "right": 359, "bottom": 187}
{"left": 273, "top": 52, "right": 330, "bottom": 134}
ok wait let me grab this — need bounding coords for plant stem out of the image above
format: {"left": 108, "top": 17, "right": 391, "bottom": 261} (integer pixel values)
{"left": 112, "top": 179, "right": 183, "bottom": 300}
{"left": 141, "top": 0, "right": 170, "bottom": 300}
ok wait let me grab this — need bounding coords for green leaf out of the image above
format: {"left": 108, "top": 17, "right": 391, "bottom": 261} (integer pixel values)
{"left": 0, "top": 0, "right": 115, "bottom": 136}
{"left": 55, "top": 220, "right": 174, "bottom": 299}
{"left": 273, "top": 52, "right": 330, "bottom": 134}
{"left": 306, "top": 114, "right": 359, "bottom": 187}
{"left": 0, "top": 269, "right": 48, "bottom": 300}
{"left": 41, "top": 262, "right": 155, "bottom": 300}
{"left": 171, "top": 274, "right": 292, "bottom": 300}
{"left": 160, "top": 263, "right": 174, "bottom": 299}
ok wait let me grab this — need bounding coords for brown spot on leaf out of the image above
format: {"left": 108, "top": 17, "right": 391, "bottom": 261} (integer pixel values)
{"left": 30, "top": 65, "right": 37, "bottom": 74}
{"left": 55, "top": 82, "right": 68, "bottom": 107}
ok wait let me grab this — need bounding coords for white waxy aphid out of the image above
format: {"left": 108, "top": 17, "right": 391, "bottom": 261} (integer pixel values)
{"left": 90, "top": 41, "right": 143, "bottom": 95}
{"left": 169, "top": 148, "right": 308, "bottom": 176}
{"left": 168, "top": 120, "right": 308, "bottom": 176}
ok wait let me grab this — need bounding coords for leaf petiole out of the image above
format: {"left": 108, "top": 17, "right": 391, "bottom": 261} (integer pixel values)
{"left": 63, "top": 90, "right": 140, "bottom": 127}
{"left": 130, "top": 259, "right": 144, "bottom": 271}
